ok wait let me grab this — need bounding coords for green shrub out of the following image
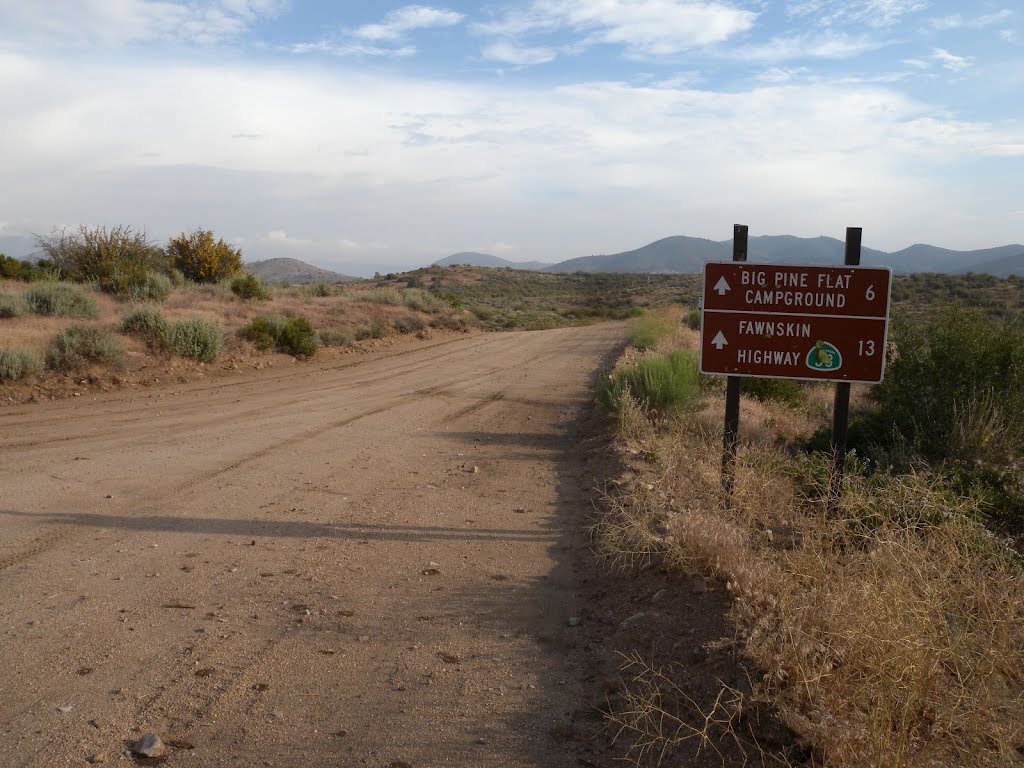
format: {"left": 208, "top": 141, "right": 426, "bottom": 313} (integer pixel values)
{"left": 277, "top": 317, "right": 319, "bottom": 357}
{"left": 115, "top": 269, "right": 172, "bottom": 302}
{"left": 122, "top": 307, "right": 220, "bottom": 361}
{"left": 120, "top": 306, "right": 171, "bottom": 350}
{"left": 0, "top": 256, "right": 59, "bottom": 283}
{"left": 742, "top": 376, "right": 806, "bottom": 407}
{"left": 0, "top": 254, "right": 20, "bottom": 279}
{"left": 402, "top": 288, "right": 442, "bottom": 313}
{"left": 167, "top": 229, "right": 243, "bottom": 283}
{"left": 140, "top": 271, "right": 172, "bottom": 302}
{"left": 0, "top": 293, "right": 28, "bottom": 318}
{"left": 627, "top": 310, "right": 676, "bottom": 350}
{"left": 869, "top": 307, "right": 1024, "bottom": 463}
{"left": 45, "top": 325, "right": 124, "bottom": 372}
{"left": 0, "top": 348, "right": 42, "bottom": 381}
{"left": 429, "top": 313, "right": 470, "bottom": 332}
{"left": 355, "top": 320, "right": 387, "bottom": 340}
{"left": 357, "top": 287, "right": 402, "bottom": 305}
{"left": 240, "top": 315, "right": 318, "bottom": 357}
{"left": 240, "top": 316, "right": 283, "bottom": 350}
{"left": 940, "top": 462, "right": 1024, "bottom": 534}
{"left": 169, "top": 318, "right": 221, "bottom": 362}
{"left": 230, "top": 273, "right": 270, "bottom": 301}
{"left": 25, "top": 283, "right": 100, "bottom": 318}
{"left": 19, "top": 258, "right": 60, "bottom": 282}
{"left": 319, "top": 328, "right": 354, "bottom": 347}
{"left": 433, "top": 291, "right": 464, "bottom": 309}
{"left": 597, "top": 350, "right": 702, "bottom": 416}
{"left": 394, "top": 315, "right": 425, "bottom": 334}
{"left": 306, "top": 282, "right": 336, "bottom": 298}
{"left": 684, "top": 307, "right": 701, "bottom": 330}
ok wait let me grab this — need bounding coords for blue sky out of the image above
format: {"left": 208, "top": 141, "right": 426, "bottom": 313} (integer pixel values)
{"left": 0, "top": 1, "right": 1021, "bottom": 274}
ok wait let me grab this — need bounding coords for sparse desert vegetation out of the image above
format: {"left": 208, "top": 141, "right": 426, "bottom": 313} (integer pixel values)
{"left": 376, "top": 265, "right": 693, "bottom": 331}
{"left": 0, "top": 235, "right": 490, "bottom": 402}
{"left": 45, "top": 324, "right": 125, "bottom": 372}
{"left": 593, "top": 305, "right": 1024, "bottom": 766}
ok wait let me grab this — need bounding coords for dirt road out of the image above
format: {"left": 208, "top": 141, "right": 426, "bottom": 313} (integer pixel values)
{"left": 0, "top": 324, "right": 626, "bottom": 767}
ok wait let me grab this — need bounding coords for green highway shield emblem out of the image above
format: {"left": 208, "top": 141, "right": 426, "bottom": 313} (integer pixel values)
{"left": 806, "top": 340, "right": 842, "bottom": 372}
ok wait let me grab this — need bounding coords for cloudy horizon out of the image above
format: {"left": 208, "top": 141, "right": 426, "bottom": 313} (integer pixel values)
{"left": 1, "top": 1, "right": 1022, "bottom": 276}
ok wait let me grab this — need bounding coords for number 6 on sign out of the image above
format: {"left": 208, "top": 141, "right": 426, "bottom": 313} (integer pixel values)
{"left": 866, "top": 285, "right": 875, "bottom": 301}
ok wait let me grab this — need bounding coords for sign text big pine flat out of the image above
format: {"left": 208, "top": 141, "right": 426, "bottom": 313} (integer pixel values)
{"left": 700, "top": 263, "right": 892, "bottom": 383}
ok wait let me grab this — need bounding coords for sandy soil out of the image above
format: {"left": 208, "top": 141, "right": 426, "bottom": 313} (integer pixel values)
{"left": 0, "top": 324, "right": 631, "bottom": 767}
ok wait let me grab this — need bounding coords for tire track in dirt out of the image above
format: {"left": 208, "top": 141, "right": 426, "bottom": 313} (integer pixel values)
{"left": 0, "top": 323, "right": 628, "bottom": 768}
{"left": 2, "top": 334, "right": 496, "bottom": 449}
{"left": 0, "top": 331, "right": 531, "bottom": 462}
{"left": 0, "top": 525, "right": 69, "bottom": 574}
{"left": 0, "top": 369, "right": 505, "bottom": 578}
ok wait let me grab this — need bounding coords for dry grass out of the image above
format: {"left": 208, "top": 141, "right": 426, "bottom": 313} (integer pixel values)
{"left": 611, "top": 652, "right": 753, "bottom": 767}
{"left": 0, "top": 277, "right": 475, "bottom": 403}
{"left": 596, "top": 380, "right": 1024, "bottom": 767}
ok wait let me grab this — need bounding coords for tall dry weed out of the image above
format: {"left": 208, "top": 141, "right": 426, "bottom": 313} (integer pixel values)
{"left": 597, "top": 385, "right": 1024, "bottom": 767}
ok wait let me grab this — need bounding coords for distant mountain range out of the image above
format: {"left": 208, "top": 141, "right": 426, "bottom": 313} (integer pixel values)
{"left": 434, "top": 252, "right": 554, "bottom": 271}
{"left": 438, "top": 235, "right": 1024, "bottom": 276}
{"left": 245, "top": 258, "right": 357, "bottom": 284}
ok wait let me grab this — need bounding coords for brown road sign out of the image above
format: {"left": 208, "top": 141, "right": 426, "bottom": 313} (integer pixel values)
{"left": 700, "top": 262, "right": 892, "bottom": 383}
{"left": 702, "top": 262, "right": 891, "bottom": 317}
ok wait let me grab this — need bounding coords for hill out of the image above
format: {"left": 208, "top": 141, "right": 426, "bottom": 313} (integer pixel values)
{"left": 435, "top": 252, "right": 553, "bottom": 271}
{"left": 545, "top": 236, "right": 725, "bottom": 273}
{"left": 246, "top": 258, "right": 357, "bottom": 284}
{"left": 538, "top": 236, "right": 1024, "bottom": 275}
{"left": 882, "top": 243, "right": 1024, "bottom": 274}
{"left": 964, "top": 251, "right": 1024, "bottom": 277}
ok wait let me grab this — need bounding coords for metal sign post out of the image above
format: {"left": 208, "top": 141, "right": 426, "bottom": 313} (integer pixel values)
{"left": 721, "top": 225, "right": 747, "bottom": 499}
{"left": 828, "top": 228, "right": 862, "bottom": 505}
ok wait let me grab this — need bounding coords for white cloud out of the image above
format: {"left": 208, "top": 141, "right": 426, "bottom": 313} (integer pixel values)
{"left": 930, "top": 10, "right": 1013, "bottom": 31}
{"left": 896, "top": 117, "right": 1024, "bottom": 156}
{"left": 0, "top": 0, "right": 285, "bottom": 48}
{"left": 336, "top": 239, "right": 388, "bottom": 251}
{"left": 787, "top": 0, "right": 927, "bottom": 28}
{"left": 291, "top": 5, "right": 461, "bottom": 59}
{"left": 482, "top": 42, "right": 557, "bottom": 66}
{"left": 932, "top": 48, "right": 973, "bottom": 72}
{"left": 738, "top": 32, "right": 884, "bottom": 62}
{"left": 2, "top": 53, "right": 1022, "bottom": 265}
{"left": 476, "top": 1, "right": 757, "bottom": 57}
{"left": 1000, "top": 29, "right": 1017, "bottom": 43}
{"left": 756, "top": 66, "right": 809, "bottom": 83}
{"left": 354, "top": 5, "right": 463, "bottom": 41}
{"left": 290, "top": 40, "right": 417, "bottom": 57}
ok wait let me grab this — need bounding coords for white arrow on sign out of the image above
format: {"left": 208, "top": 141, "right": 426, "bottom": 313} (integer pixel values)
{"left": 714, "top": 276, "right": 730, "bottom": 295}
{"left": 711, "top": 331, "right": 728, "bottom": 350}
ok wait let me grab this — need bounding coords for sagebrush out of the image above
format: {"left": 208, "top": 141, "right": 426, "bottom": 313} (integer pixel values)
{"left": 0, "top": 348, "right": 42, "bottom": 381}
{"left": 45, "top": 325, "right": 124, "bottom": 371}
{"left": 25, "top": 283, "right": 99, "bottom": 319}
